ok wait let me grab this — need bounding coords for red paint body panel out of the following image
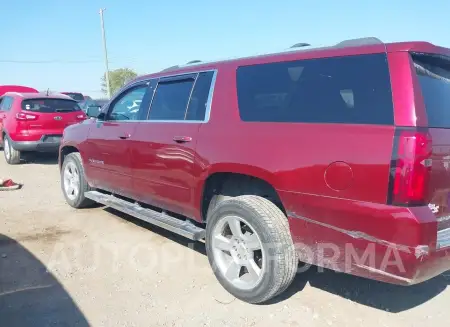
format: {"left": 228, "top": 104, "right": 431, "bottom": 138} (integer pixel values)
{"left": 0, "top": 85, "right": 38, "bottom": 96}
{"left": 60, "top": 40, "right": 450, "bottom": 286}
{"left": 130, "top": 122, "right": 202, "bottom": 218}
{"left": 83, "top": 121, "right": 136, "bottom": 196}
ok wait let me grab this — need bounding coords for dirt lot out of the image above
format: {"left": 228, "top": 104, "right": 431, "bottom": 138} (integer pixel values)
{"left": 1, "top": 153, "right": 449, "bottom": 327}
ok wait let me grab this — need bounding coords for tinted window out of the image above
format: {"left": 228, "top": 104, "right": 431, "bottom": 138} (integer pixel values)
{"left": 108, "top": 86, "right": 148, "bottom": 121}
{"left": 236, "top": 53, "right": 393, "bottom": 124}
{"left": 412, "top": 53, "right": 450, "bottom": 128}
{"left": 185, "top": 71, "right": 214, "bottom": 121}
{"left": 149, "top": 79, "right": 194, "bottom": 120}
{"left": 0, "top": 96, "right": 14, "bottom": 111}
{"left": 21, "top": 98, "right": 80, "bottom": 113}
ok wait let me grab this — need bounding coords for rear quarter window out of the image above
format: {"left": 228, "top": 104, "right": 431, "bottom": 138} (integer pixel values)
{"left": 412, "top": 53, "right": 450, "bottom": 128}
{"left": 22, "top": 98, "right": 81, "bottom": 113}
{"left": 236, "top": 53, "right": 394, "bottom": 125}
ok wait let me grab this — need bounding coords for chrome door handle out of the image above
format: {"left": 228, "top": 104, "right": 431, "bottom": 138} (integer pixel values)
{"left": 119, "top": 133, "right": 131, "bottom": 140}
{"left": 173, "top": 136, "right": 192, "bottom": 143}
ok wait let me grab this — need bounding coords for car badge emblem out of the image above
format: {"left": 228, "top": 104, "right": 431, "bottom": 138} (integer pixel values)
{"left": 54, "top": 116, "right": 62, "bottom": 120}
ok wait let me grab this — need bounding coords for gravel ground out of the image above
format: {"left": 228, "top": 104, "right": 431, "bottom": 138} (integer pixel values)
{"left": 1, "top": 153, "right": 449, "bottom": 327}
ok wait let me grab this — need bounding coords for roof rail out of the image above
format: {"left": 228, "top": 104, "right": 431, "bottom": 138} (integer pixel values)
{"left": 186, "top": 60, "right": 201, "bottom": 64}
{"left": 335, "top": 37, "right": 383, "bottom": 48}
{"left": 290, "top": 43, "right": 311, "bottom": 48}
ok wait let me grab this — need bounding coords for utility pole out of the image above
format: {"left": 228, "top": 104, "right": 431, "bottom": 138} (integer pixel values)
{"left": 99, "top": 8, "right": 111, "bottom": 98}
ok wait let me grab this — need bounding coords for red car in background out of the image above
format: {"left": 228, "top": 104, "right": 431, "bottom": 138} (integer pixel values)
{"left": 0, "top": 85, "right": 38, "bottom": 96}
{"left": 0, "top": 92, "right": 86, "bottom": 164}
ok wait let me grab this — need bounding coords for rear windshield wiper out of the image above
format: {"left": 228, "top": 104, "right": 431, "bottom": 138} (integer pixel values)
{"left": 55, "top": 109, "right": 75, "bottom": 112}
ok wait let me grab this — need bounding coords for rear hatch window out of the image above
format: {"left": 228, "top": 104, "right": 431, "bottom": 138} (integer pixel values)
{"left": 412, "top": 52, "right": 450, "bottom": 128}
{"left": 22, "top": 98, "right": 81, "bottom": 113}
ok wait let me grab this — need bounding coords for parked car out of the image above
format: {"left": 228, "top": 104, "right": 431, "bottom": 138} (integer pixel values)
{"left": 0, "top": 92, "right": 86, "bottom": 164}
{"left": 78, "top": 99, "right": 108, "bottom": 113}
{"left": 59, "top": 37, "right": 450, "bottom": 304}
{"left": 0, "top": 85, "right": 38, "bottom": 96}
{"left": 61, "top": 92, "right": 85, "bottom": 102}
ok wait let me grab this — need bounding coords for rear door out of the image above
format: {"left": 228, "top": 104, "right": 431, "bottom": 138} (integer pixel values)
{"left": 83, "top": 82, "right": 153, "bottom": 197}
{"left": 20, "top": 98, "right": 86, "bottom": 140}
{"left": 412, "top": 52, "right": 450, "bottom": 227}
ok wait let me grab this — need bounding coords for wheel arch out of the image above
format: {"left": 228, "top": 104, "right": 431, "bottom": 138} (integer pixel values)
{"left": 196, "top": 163, "right": 285, "bottom": 222}
{"left": 59, "top": 145, "right": 80, "bottom": 170}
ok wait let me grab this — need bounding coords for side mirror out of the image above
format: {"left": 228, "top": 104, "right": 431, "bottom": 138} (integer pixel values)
{"left": 97, "top": 112, "right": 106, "bottom": 120}
{"left": 86, "top": 106, "right": 102, "bottom": 119}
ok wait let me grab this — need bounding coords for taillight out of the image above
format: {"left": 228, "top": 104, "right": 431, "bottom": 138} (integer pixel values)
{"left": 389, "top": 128, "right": 432, "bottom": 206}
{"left": 76, "top": 114, "right": 86, "bottom": 120}
{"left": 15, "top": 112, "right": 38, "bottom": 121}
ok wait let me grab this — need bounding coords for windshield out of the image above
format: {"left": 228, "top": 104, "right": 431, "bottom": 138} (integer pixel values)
{"left": 22, "top": 98, "right": 81, "bottom": 113}
{"left": 412, "top": 52, "right": 450, "bottom": 128}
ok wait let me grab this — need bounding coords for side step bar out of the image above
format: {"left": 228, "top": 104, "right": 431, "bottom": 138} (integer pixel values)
{"left": 84, "top": 191, "right": 205, "bottom": 240}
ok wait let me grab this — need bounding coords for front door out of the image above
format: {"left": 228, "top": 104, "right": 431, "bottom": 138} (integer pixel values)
{"left": 83, "top": 83, "right": 152, "bottom": 197}
{"left": 132, "top": 71, "right": 215, "bottom": 219}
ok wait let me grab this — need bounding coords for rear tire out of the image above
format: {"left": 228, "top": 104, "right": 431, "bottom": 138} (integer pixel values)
{"left": 205, "top": 195, "right": 297, "bottom": 304}
{"left": 61, "top": 152, "right": 94, "bottom": 208}
{"left": 3, "top": 136, "right": 21, "bottom": 165}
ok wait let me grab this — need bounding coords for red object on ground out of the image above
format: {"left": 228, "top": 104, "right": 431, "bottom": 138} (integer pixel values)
{"left": 0, "top": 179, "right": 22, "bottom": 190}
{"left": 2, "top": 179, "right": 15, "bottom": 187}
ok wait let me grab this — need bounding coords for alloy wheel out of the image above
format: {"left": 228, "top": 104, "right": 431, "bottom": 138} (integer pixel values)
{"left": 211, "top": 215, "right": 265, "bottom": 290}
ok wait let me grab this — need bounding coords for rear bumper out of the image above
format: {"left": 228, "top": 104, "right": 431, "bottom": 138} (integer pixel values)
{"left": 407, "top": 246, "right": 450, "bottom": 284}
{"left": 279, "top": 190, "right": 450, "bottom": 286}
{"left": 11, "top": 135, "right": 61, "bottom": 152}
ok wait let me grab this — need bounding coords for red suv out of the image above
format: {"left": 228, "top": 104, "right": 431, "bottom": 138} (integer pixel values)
{"left": 0, "top": 92, "right": 86, "bottom": 164}
{"left": 59, "top": 37, "right": 450, "bottom": 303}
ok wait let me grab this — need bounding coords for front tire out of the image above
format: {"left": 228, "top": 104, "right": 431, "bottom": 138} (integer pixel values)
{"left": 205, "top": 195, "right": 297, "bottom": 304}
{"left": 61, "top": 152, "right": 93, "bottom": 208}
{"left": 3, "top": 136, "right": 21, "bottom": 165}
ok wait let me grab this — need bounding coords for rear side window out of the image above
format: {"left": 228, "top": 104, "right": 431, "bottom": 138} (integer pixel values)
{"left": 22, "top": 98, "right": 81, "bottom": 113}
{"left": 412, "top": 53, "right": 450, "bottom": 128}
{"left": 236, "top": 53, "right": 394, "bottom": 124}
{"left": 0, "top": 96, "right": 14, "bottom": 111}
{"left": 185, "top": 71, "right": 214, "bottom": 121}
{"left": 149, "top": 79, "right": 195, "bottom": 121}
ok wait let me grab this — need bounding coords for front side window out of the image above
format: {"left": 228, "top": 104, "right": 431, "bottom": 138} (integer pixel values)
{"left": 148, "top": 79, "right": 195, "bottom": 121}
{"left": 21, "top": 98, "right": 80, "bottom": 113}
{"left": 108, "top": 85, "right": 148, "bottom": 121}
{"left": 236, "top": 53, "right": 394, "bottom": 125}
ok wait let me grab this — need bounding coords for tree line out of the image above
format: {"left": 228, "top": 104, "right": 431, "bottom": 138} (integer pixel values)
{"left": 101, "top": 68, "right": 138, "bottom": 96}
